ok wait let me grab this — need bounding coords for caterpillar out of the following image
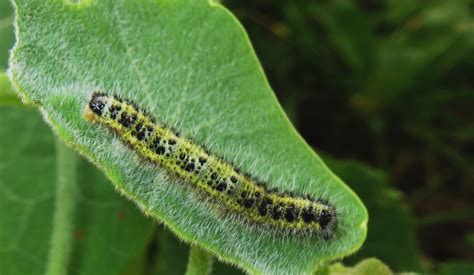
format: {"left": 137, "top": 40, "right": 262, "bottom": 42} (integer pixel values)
{"left": 84, "top": 92, "right": 338, "bottom": 239}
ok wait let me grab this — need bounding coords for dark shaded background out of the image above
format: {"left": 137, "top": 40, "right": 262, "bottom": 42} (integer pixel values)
{"left": 223, "top": 0, "right": 474, "bottom": 273}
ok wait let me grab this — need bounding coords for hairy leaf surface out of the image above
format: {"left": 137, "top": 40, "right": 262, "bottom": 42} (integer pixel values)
{"left": 10, "top": 0, "right": 367, "bottom": 273}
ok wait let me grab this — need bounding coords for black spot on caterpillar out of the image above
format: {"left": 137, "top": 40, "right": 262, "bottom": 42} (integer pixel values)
{"left": 84, "top": 92, "right": 338, "bottom": 239}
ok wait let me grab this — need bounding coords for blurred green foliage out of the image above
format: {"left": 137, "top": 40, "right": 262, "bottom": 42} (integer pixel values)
{"left": 225, "top": 0, "right": 474, "bottom": 273}
{"left": 0, "top": 0, "right": 14, "bottom": 70}
{"left": 318, "top": 258, "right": 392, "bottom": 275}
{"left": 439, "top": 261, "right": 474, "bottom": 275}
{"left": 323, "top": 155, "right": 422, "bottom": 271}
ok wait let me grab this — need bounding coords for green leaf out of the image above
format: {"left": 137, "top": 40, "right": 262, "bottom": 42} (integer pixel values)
{"left": 325, "top": 258, "right": 392, "bottom": 275}
{"left": 0, "top": 0, "right": 14, "bottom": 69}
{"left": 0, "top": 72, "right": 23, "bottom": 106}
{"left": 10, "top": 0, "right": 367, "bottom": 273}
{"left": 0, "top": 105, "right": 155, "bottom": 275}
{"left": 0, "top": 1, "right": 22, "bottom": 107}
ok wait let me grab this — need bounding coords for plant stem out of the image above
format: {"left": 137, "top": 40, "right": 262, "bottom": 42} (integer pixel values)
{"left": 45, "top": 139, "right": 78, "bottom": 275}
{"left": 185, "top": 245, "right": 214, "bottom": 275}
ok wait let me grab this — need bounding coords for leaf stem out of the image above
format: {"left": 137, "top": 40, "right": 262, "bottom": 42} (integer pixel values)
{"left": 185, "top": 245, "right": 214, "bottom": 275}
{"left": 45, "top": 139, "right": 78, "bottom": 275}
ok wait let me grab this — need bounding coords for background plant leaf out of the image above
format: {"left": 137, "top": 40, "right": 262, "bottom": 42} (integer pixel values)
{"left": 10, "top": 0, "right": 367, "bottom": 273}
{"left": 0, "top": 0, "right": 14, "bottom": 70}
{"left": 324, "top": 258, "right": 392, "bottom": 275}
{"left": 0, "top": 72, "right": 22, "bottom": 106}
{"left": 322, "top": 155, "right": 423, "bottom": 272}
{"left": 2, "top": 1, "right": 157, "bottom": 273}
{"left": 0, "top": 104, "right": 156, "bottom": 275}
